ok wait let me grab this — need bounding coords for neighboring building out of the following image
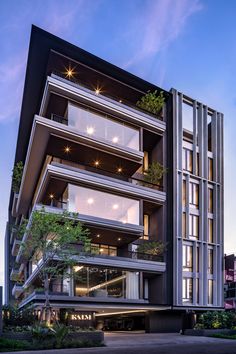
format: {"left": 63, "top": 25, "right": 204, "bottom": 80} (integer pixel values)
{"left": 4, "top": 26, "right": 224, "bottom": 332}
{"left": 224, "top": 254, "right": 236, "bottom": 310}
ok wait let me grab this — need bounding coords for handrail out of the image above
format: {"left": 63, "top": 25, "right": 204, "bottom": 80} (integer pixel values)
{"left": 51, "top": 71, "right": 164, "bottom": 121}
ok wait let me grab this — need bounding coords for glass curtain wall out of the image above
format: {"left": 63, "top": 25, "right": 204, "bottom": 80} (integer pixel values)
{"left": 64, "top": 184, "right": 140, "bottom": 225}
{"left": 67, "top": 103, "right": 140, "bottom": 151}
{"left": 74, "top": 266, "right": 140, "bottom": 300}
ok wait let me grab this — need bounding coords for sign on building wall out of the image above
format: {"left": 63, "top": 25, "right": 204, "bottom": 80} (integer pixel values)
{"left": 66, "top": 311, "right": 95, "bottom": 327}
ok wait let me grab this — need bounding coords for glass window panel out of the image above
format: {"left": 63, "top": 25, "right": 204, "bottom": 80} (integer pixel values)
{"left": 68, "top": 103, "right": 140, "bottom": 151}
{"left": 208, "top": 158, "right": 213, "bottom": 181}
{"left": 208, "top": 249, "right": 213, "bottom": 274}
{"left": 144, "top": 214, "right": 149, "bottom": 237}
{"left": 183, "top": 103, "right": 193, "bottom": 132}
{"left": 189, "top": 182, "right": 199, "bottom": 208}
{"left": 182, "top": 213, "right": 186, "bottom": 238}
{"left": 208, "top": 219, "right": 213, "bottom": 243}
{"left": 189, "top": 215, "right": 199, "bottom": 239}
{"left": 208, "top": 279, "right": 213, "bottom": 304}
{"left": 182, "top": 277, "right": 193, "bottom": 303}
{"left": 183, "top": 245, "right": 193, "bottom": 271}
{"left": 182, "top": 180, "right": 186, "bottom": 207}
{"left": 208, "top": 188, "right": 213, "bottom": 213}
{"left": 187, "top": 150, "right": 193, "bottom": 172}
{"left": 67, "top": 184, "right": 140, "bottom": 225}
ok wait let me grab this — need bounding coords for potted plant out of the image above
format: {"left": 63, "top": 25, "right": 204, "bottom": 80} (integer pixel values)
{"left": 144, "top": 161, "right": 167, "bottom": 186}
{"left": 136, "top": 90, "right": 165, "bottom": 117}
{"left": 137, "top": 241, "right": 166, "bottom": 256}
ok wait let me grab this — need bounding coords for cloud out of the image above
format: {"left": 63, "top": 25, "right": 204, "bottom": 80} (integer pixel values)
{"left": 0, "top": 57, "right": 26, "bottom": 123}
{"left": 123, "top": 0, "right": 203, "bottom": 68}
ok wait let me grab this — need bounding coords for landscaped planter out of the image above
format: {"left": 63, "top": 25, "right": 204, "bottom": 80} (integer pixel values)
{"left": 2, "top": 330, "right": 104, "bottom": 343}
{"left": 184, "top": 329, "right": 236, "bottom": 336}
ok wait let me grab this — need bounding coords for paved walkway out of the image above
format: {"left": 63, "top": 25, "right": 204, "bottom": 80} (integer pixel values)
{"left": 5, "top": 331, "right": 236, "bottom": 354}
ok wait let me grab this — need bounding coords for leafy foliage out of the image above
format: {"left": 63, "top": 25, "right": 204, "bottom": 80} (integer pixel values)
{"left": 50, "top": 324, "right": 69, "bottom": 348}
{"left": 136, "top": 90, "right": 165, "bottom": 115}
{"left": 20, "top": 207, "right": 91, "bottom": 322}
{"left": 137, "top": 241, "right": 166, "bottom": 256}
{"left": 144, "top": 161, "right": 167, "bottom": 185}
{"left": 12, "top": 161, "right": 24, "bottom": 193}
{"left": 195, "top": 311, "right": 236, "bottom": 329}
{"left": 0, "top": 338, "right": 31, "bottom": 352}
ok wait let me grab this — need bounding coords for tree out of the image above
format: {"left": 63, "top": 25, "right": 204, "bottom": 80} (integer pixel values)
{"left": 137, "top": 241, "right": 166, "bottom": 256}
{"left": 144, "top": 161, "right": 167, "bottom": 186}
{"left": 21, "top": 207, "right": 91, "bottom": 324}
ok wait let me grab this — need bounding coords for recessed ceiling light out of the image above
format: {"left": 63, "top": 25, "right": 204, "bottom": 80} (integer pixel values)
{"left": 65, "top": 65, "right": 76, "bottom": 78}
{"left": 118, "top": 238, "right": 122, "bottom": 241}
{"left": 87, "top": 198, "right": 94, "bottom": 205}
{"left": 112, "top": 136, "right": 119, "bottom": 144}
{"left": 96, "top": 234, "right": 100, "bottom": 238}
{"left": 95, "top": 88, "right": 101, "bottom": 95}
{"left": 94, "top": 160, "right": 100, "bottom": 167}
{"left": 119, "top": 100, "right": 122, "bottom": 103}
{"left": 64, "top": 146, "right": 71, "bottom": 153}
{"left": 49, "top": 194, "right": 54, "bottom": 199}
{"left": 87, "top": 126, "right": 95, "bottom": 135}
{"left": 117, "top": 167, "right": 123, "bottom": 173}
{"left": 112, "top": 204, "right": 119, "bottom": 210}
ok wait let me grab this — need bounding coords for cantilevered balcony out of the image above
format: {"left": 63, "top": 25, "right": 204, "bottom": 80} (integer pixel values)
{"left": 11, "top": 238, "right": 21, "bottom": 257}
{"left": 12, "top": 284, "right": 23, "bottom": 298}
{"left": 10, "top": 268, "right": 21, "bottom": 282}
{"left": 40, "top": 75, "right": 166, "bottom": 135}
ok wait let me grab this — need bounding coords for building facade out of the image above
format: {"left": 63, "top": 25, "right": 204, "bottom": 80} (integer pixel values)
{"left": 4, "top": 26, "right": 224, "bottom": 332}
{"left": 224, "top": 254, "right": 236, "bottom": 310}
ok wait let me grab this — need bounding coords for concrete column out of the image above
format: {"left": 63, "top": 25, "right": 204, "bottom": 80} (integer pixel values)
{"left": 0, "top": 286, "right": 2, "bottom": 334}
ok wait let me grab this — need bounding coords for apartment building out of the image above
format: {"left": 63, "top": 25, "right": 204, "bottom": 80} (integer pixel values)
{"left": 224, "top": 254, "right": 236, "bottom": 310}
{"left": 4, "top": 26, "right": 224, "bottom": 332}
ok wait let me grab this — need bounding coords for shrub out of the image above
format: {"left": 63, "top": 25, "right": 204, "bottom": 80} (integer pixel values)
{"left": 0, "top": 338, "right": 31, "bottom": 352}
{"left": 195, "top": 311, "right": 236, "bottom": 329}
{"left": 136, "top": 90, "right": 165, "bottom": 115}
{"left": 50, "top": 324, "right": 69, "bottom": 348}
{"left": 144, "top": 161, "right": 167, "bottom": 186}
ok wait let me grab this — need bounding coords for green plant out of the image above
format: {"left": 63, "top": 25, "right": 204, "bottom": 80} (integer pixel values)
{"left": 50, "top": 324, "right": 69, "bottom": 348}
{"left": 144, "top": 161, "right": 167, "bottom": 185}
{"left": 31, "top": 324, "right": 53, "bottom": 341}
{"left": 12, "top": 161, "right": 24, "bottom": 193}
{"left": 137, "top": 241, "right": 166, "bottom": 256}
{"left": 195, "top": 311, "right": 236, "bottom": 330}
{"left": 20, "top": 207, "right": 91, "bottom": 324}
{"left": 136, "top": 90, "right": 165, "bottom": 115}
{"left": 0, "top": 338, "right": 31, "bottom": 351}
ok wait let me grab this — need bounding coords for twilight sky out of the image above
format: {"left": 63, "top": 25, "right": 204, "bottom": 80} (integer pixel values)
{"left": 0, "top": 0, "right": 236, "bottom": 291}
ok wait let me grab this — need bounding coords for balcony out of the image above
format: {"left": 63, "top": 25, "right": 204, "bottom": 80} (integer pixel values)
{"left": 40, "top": 74, "right": 166, "bottom": 135}
{"left": 11, "top": 238, "right": 21, "bottom": 257}
{"left": 10, "top": 268, "right": 21, "bottom": 282}
{"left": 11, "top": 192, "right": 19, "bottom": 217}
{"left": 12, "top": 284, "right": 23, "bottom": 298}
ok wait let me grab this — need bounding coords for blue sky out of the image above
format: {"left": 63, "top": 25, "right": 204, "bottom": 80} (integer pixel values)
{"left": 0, "top": 0, "right": 235, "bottom": 290}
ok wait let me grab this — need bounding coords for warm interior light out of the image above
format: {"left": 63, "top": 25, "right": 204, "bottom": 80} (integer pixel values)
{"left": 64, "top": 146, "right": 71, "bottom": 153}
{"left": 112, "top": 136, "right": 119, "bottom": 144}
{"left": 87, "top": 198, "right": 94, "bottom": 205}
{"left": 95, "top": 88, "right": 101, "bottom": 95}
{"left": 86, "top": 126, "right": 95, "bottom": 135}
{"left": 74, "top": 266, "right": 84, "bottom": 272}
{"left": 112, "top": 204, "right": 119, "bottom": 210}
{"left": 122, "top": 220, "right": 127, "bottom": 224}
{"left": 49, "top": 194, "right": 54, "bottom": 199}
{"left": 119, "top": 99, "right": 123, "bottom": 103}
{"left": 118, "top": 237, "right": 122, "bottom": 241}
{"left": 117, "top": 167, "right": 123, "bottom": 173}
{"left": 96, "top": 234, "right": 100, "bottom": 238}
{"left": 94, "top": 160, "right": 100, "bottom": 167}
